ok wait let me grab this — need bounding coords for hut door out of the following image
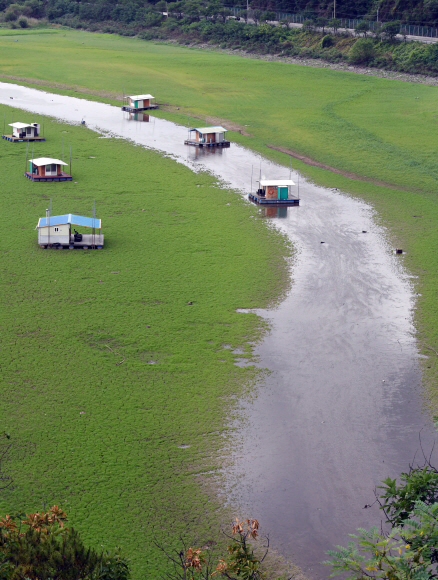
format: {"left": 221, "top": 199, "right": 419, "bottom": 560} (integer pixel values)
{"left": 278, "top": 187, "right": 288, "bottom": 200}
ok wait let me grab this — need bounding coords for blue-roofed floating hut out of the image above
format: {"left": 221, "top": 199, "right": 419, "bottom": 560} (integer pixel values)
{"left": 184, "top": 126, "right": 230, "bottom": 148}
{"left": 36, "top": 212, "right": 104, "bottom": 249}
{"left": 249, "top": 179, "right": 299, "bottom": 206}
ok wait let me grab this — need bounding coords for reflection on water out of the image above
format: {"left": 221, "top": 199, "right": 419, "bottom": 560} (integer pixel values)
{"left": 259, "top": 206, "right": 289, "bottom": 218}
{"left": 0, "top": 82, "right": 434, "bottom": 580}
{"left": 124, "top": 112, "right": 149, "bottom": 122}
{"left": 187, "top": 146, "right": 225, "bottom": 160}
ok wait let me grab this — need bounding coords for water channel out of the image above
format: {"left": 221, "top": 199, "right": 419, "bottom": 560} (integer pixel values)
{"left": 1, "top": 82, "right": 436, "bottom": 579}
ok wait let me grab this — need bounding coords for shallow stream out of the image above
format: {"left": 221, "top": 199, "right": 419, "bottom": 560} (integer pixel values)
{"left": 0, "top": 82, "right": 435, "bottom": 579}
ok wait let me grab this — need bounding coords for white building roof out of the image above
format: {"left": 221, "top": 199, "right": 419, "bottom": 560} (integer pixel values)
{"left": 9, "top": 122, "right": 35, "bottom": 129}
{"left": 128, "top": 94, "right": 155, "bottom": 100}
{"left": 190, "top": 126, "right": 227, "bottom": 133}
{"left": 29, "top": 157, "right": 68, "bottom": 166}
{"left": 259, "top": 179, "right": 295, "bottom": 186}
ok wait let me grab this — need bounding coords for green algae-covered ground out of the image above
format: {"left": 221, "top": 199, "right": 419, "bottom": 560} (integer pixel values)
{"left": 0, "top": 105, "right": 291, "bottom": 577}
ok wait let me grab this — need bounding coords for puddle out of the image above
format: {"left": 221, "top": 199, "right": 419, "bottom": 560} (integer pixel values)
{"left": 0, "top": 82, "right": 435, "bottom": 579}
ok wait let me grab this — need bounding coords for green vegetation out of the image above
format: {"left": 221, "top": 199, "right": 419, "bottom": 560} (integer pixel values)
{"left": 2, "top": 32, "right": 438, "bottom": 405}
{"left": 0, "top": 104, "right": 290, "bottom": 578}
{"left": 0, "top": 506, "right": 130, "bottom": 580}
{"left": 326, "top": 463, "right": 438, "bottom": 579}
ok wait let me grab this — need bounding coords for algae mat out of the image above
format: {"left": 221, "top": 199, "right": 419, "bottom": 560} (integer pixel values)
{"left": 0, "top": 105, "right": 290, "bottom": 577}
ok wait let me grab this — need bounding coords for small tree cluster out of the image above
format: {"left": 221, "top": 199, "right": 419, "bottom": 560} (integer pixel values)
{"left": 325, "top": 459, "right": 438, "bottom": 580}
{"left": 0, "top": 506, "right": 129, "bottom": 580}
{"left": 159, "top": 518, "right": 271, "bottom": 580}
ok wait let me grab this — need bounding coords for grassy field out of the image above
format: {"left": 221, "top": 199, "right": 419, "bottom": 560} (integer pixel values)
{"left": 0, "top": 104, "right": 291, "bottom": 577}
{"left": 1, "top": 28, "right": 437, "bottom": 402}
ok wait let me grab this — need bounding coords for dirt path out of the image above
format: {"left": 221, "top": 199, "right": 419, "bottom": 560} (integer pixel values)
{"left": 265, "top": 144, "right": 408, "bottom": 189}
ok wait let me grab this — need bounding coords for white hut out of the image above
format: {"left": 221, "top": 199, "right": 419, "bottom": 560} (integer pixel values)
{"left": 2, "top": 122, "right": 44, "bottom": 142}
{"left": 122, "top": 94, "right": 158, "bottom": 112}
{"left": 249, "top": 179, "right": 299, "bottom": 205}
{"left": 185, "top": 126, "right": 230, "bottom": 148}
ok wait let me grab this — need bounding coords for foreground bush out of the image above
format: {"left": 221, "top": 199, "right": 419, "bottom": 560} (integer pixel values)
{"left": 0, "top": 507, "right": 129, "bottom": 580}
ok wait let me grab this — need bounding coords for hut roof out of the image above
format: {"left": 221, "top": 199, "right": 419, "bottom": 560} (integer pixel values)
{"left": 29, "top": 157, "right": 68, "bottom": 166}
{"left": 9, "top": 122, "right": 36, "bottom": 129}
{"left": 189, "top": 126, "right": 227, "bottom": 133}
{"left": 128, "top": 94, "right": 155, "bottom": 100}
{"left": 37, "top": 214, "right": 101, "bottom": 229}
{"left": 259, "top": 179, "right": 295, "bottom": 186}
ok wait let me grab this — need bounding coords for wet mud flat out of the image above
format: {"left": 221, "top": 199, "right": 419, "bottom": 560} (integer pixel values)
{"left": 0, "top": 82, "right": 435, "bottom": 579}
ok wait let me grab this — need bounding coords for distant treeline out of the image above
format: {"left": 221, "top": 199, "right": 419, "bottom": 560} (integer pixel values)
{"left": 3, "top": 0, "right": 438, "bottom": 27}
{"left": 2, "top": 0, "right": 438, "bottom": 76}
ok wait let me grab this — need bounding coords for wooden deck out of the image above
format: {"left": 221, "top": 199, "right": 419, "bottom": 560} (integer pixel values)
{"left": 184, "top": 140, "right": 231, "bottom": 148}
{"left": 121, "top": 105, "right": 158, "bottom": 112}
{"left": 2, "top": 134, "right": 45, "bottom": 142}
{"left": 39, "top": 234, "right": 104, "bottom": 249}
{"left": 248, "top": 192, "right": 300, "bottom": 206}
{"left": 25, "top": 171, "right": 72, "bottom": 182}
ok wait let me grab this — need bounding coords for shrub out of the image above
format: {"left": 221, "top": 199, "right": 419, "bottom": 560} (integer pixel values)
{"left": 18, "top": 16, "right": 28, "bottom": 26}
{"left": 320, "top": 34, "right": 333, "bottom": 48}
{"left": 349, "top": 38, "right": 376, "bottom": 64}
{"left": 4, "top": 10, "right": 17, "bottom": 21}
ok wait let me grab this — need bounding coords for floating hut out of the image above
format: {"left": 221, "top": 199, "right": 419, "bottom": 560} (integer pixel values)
{"left": 122, "top": 94, "right": 158, "bottom": 112}
{"left": 25, "top": 157, "right": 72, "bottom": 182}
{"left": 185, "top": 126, "right": 230, "bottom": 148}
{"left": 248, "top": 179, "right": 299, "bottom": 205}
{"left": 2, "top": 122, "right": 45, "bottom": 142}
{"left": 36, "top": 212, "right": 104, "bottom": 249}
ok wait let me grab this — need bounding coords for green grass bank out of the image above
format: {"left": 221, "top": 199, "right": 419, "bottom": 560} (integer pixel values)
{"left": 0, "top": 29, "right": 437, "bottom": 405}
{"left": 0, "top": 104, "right": 291, "bottom": 577}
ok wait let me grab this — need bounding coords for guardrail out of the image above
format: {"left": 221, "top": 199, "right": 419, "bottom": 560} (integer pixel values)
{"left": 227, "top": 7, "right": 438, "bottom": 39}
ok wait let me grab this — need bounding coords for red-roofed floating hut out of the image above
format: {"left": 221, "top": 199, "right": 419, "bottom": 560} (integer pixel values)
{"left": 25, "top": 157, "right": 72, "bottom": 182}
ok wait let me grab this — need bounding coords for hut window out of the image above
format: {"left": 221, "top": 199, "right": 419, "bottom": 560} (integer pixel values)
{"left": 54, "top": 227, "right": 59, "bottom": 232}
{"left": 45, "top": 164, "right": 57, "bottom": 174}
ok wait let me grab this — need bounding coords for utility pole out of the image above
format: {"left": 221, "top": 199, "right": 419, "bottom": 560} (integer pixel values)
{"left": 377, "top": 7, "right": 379, "bottom": 21}
{"left": 333, "top": 0, "right": 336, "bottom": 19}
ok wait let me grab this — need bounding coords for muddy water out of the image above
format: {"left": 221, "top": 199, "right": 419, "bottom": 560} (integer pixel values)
{"left": 1, "top": 82, "right": 435, "bottom": 578}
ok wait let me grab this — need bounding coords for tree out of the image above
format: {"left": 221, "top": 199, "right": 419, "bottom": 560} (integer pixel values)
{"left": 380, "top": 20, "right": 400, "bottom": 41}
{"left": 167, "top": 1, "right": 184, "bottom": 19}
{"left": 354, "top": 21, "right": 370, "bottom": 37}
{"left": 325, "top": 502, "right": 438, "bottom": 580}
{"left": 0, "top": 507, "right": 129, "bottom": 580}
{"left": 316, "top": 16, "right": 328, "bottom": 33}
{"left": 377, "top": 463, "right": 438, "bottom": 528}
{"left": 260, "top": 10, "right": 275, "bottom": 23}
{"left": 328, "top": 18, "right": 341, "bottom": 35}
{"left": 326, "top": 456, "right": 438, "bottom": 580}
{"left": 303, "top": 19, "right": 315, "bottom": 32}
{"left": 252, "top": 9, "right": 262, "bottom": 25}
